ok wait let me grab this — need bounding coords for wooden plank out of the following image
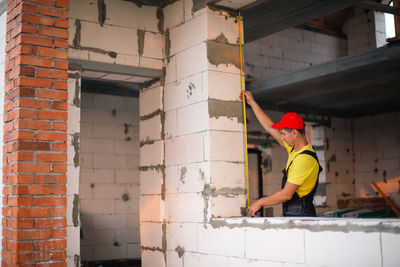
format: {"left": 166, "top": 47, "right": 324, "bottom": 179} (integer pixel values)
{"left": 337, "top": 197, "right": 391, "bottom": 210}
{"left": 371, "top": 181, "right": 400, "bottom": 218}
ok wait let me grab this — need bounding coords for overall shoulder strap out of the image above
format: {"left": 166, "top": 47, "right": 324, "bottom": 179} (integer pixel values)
{"left": 286, "top": 150, "right": 320, "bottom": 171}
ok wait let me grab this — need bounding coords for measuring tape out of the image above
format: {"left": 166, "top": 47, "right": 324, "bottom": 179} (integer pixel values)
{"left": 238, "top": 11, "right": 250, "bottom": 209}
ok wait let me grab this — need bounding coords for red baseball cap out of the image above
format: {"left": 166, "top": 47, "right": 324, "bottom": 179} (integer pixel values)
{"left": 271, "top": 112, "right": 305, "bottom": 129}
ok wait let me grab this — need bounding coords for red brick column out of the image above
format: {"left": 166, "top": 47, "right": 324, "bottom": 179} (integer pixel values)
{"left": 2, "top": 0, "right": 69, "bottom": 266}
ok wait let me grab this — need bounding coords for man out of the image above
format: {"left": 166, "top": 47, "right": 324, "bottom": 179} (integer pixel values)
{"left": 241, "top": 90, "right": 322, "bottom": 217}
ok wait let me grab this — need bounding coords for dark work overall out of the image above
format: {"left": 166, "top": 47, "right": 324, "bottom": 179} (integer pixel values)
{"left": 281, "top": 150, "right": 322, "bottom": 217}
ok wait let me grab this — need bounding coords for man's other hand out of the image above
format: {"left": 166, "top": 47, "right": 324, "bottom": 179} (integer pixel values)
{"left": 248, "top": 200, "right": 262, "bottom": 217}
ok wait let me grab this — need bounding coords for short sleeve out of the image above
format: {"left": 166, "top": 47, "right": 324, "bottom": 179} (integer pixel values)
{"left": 287, "top": 155, "right": 317, "bottom": 185}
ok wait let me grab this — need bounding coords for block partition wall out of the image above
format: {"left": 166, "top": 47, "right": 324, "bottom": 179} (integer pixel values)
{"left": 2, "top": 0, "right": 70, "bottom": 266}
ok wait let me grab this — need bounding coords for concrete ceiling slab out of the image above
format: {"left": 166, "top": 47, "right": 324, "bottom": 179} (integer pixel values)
{"left": 247, "top": 42, "right": 400, "bottom": 117}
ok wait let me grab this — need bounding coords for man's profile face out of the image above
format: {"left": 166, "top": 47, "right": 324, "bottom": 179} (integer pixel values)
{"left": 280, "top": 129, "right": 295, "bottom": 146}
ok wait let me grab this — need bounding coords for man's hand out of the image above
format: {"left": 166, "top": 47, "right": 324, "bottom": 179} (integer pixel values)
{"left": 239, "top": 90, "right": 256, "bottom": 106}
{"left": 248, "top": 200, "right": 262, "bottom": 217}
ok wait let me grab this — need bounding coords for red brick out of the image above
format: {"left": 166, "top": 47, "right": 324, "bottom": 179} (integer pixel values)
{"left": 53, "top": 81, "right": 67, "bottom": 90}
{"left": 5, "top": 218, "right": 34, "bottom": 229}
{"left": 51, "top": 207, "right": 66, "bottom": 217}
{"left": 39, "top": 6, "right": 68, "bottom": 18}
{"left": 55, "top": 0, "right": 69, "bottom": 8}
{"left": 15, "top": 98, "right": 52, "bottom": 109}
{"left": 52, "top": 143, "right": 67, "bottom": 152}
{"left": 21, "top": 3, "right": 38, "bottom": 13}
{"left": 35, "top": 196, "right": 66, "bottom": 207}
{"left": 14, "top": 119, "right": 52, "bottom": 130}
{"left": 20, "top": 14, "right": 53, "bottom": 26}
{"left": 37, "top": 153, "right": 66, "bottom": 163}
{"left": 5, "top": 174, "right": 34, "bottom": 185}
{"left": 36, "top": 174, "right": 66, "bottom": 184}
{"left": 51, "top": 250, "right": 67, "bottom": 261}
{"left": 35, "top": 240, "right": 66, "bottom": 251}
{"left": 10, "top": 23, "right": 37, "bottom": 39}
{"left": 12, "top": 163, "right": 51, "bottom": 173}
{"left": 7, "top": 3, "right": 22, "bottom": 23}
{"left": 17, "top": 34, "right": 53, "bottom": 47}
{"left": 36, "top": 110, "right": 67, "bottom": 121}
{"left": 8, "top": 207, "right": 51, "bottom": 218}
{"left": 35, "top": 218, "right": 66, "bottom": 229}
{"left": 6, "top": 45, "right": 36, "bottom": 62}
{"left": 12, "top": 251, "right": 50, "bottom": 263}
{"left": 5, "top": 130, "right": 35, "bottom": 142}
{"left": 6, "top": 197, "right": 34, "bottom": 207}
{"left": 8, "top": 185, "right": 50, "bottom": 195}
{"left": 37, "top": 47, "right": 67, "bottom": 59}
{"left": 15, "top": 56, "right": 52, "bottom": 68}
{"left": 14, "top": 141, "right": 51, "bottom": 151}
{"left": 7, "top": 65, "right": 36, "bottom": 80}
{"left": 36, "top": 132, "right": 67, "bottom": 142}
{"left": 6, "top": 87, "right": 35, "bottom": 101}
{"left": 38, "top": 26, "right": 68, "bottom": 39}
{"left": 54, "top": 60, "right": 68, "bottom": 70}
{"left": 53, "top": 39, "right": 68, "bottom": 49}
{"left": 37, "top": 89, "right": 68, "bottom": 100}
{"left": 54, "top": 18, "right": 69, "bottom": 29}
{"left": 5, "top": 151, "right": 34, "bottom": 163}
{"left": 5, "top": 240, "right": 33, "bottom": 252}
{"left": 4, "top": 108, "right": 35, "bottom": 122}
{"left": 15, "top": 77, "right": 52, "bottom": 88}
{"left": 53, "top": 102, "right": 68, "bottom": 111}
{"left": 51, "top": 165, "right": 67, "bottom": 174}
{"left": 37, "top": 69, "right": 68, "bottom": 80}
{"left": 51, "top": 229, "right": 66, "bottom": 239}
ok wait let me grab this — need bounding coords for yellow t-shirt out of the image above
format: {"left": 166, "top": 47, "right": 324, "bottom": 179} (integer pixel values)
{"left": 284, "top": 141, "right": 319, "bottom": 197}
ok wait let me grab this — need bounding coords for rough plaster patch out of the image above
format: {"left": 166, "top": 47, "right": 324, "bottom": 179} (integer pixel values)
{"left": 140, "top": 137, "right": 156, "bottom": 147}
{"left": 202, "top": 184, "right": 211, "bottom": 226}
{"left": 137, "top": 29, "right": 145, "bottom": 56}
{"left": 208, "top": 98, "right": 243, "bottom": 123}
{"left": 180, "top": 167, "right": 187, "bottom": 184}
{"left": 73, "top": 20, "right": 81, "bottom": 48}
{"left": 142, "top": 246, "right": 163, "bottom": 252}
{"left": 175, "top": 246, "right": 185, "bottom": 258}
{"left": 165, "top": 28, "right": 171, "bottom": 63}
{"left": 98, "top": 0, "right": 106, "bottom": 26}
{"left": 73, "top": 79, "right": 81, "bottom": 107}
{"left": 211, "top": 187, "right": 246, "bottom": 198}
{"left": 206, "top": 34, "right": 240, "bottom": 69}
{"left": 71, "top": 133, "right": 80, "bottom": 168}
{"left": 140, "top": 109, "right": 163, "bottom": 121}
{"left": 162, "top": 220, "right": 167, "bottom": 263}
{"left": 210, "top": 218, "right": 400, "bottom": 234}
{"left": 72, "top": 194, "right": 79, "bottom": 227}
{"left": 74, "top": 254, "right": 80, "bottom": 267}
{"left": 157, "top": 7, "right": 164, "bottom": 33}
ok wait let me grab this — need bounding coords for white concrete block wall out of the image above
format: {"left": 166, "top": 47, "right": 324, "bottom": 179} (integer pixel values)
{"left": 80, "top": 92, "right": 140, "bottom": 261}
{"left": 66, "top": 70, "right": 82, "bottom": 265}
{"left": 353, "top": 112, "right": 400, "bottom": 198}
{"left": 343, "top": 7, "right": 386, "bottom": 56}
{"left": 323, "top": 117, "right": 355, "bottom": 210}
{"left": 0, "top": 10, "right": 7, "bottom": 255}
{"left": 69, "top": 0, "right": 163, "bottom": 68}
{"left": 244, "top": 28, "right": 347, "bottom": 81}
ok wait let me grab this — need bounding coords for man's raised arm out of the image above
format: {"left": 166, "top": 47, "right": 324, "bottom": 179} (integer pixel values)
{"left": 241, "top": 90, "right": 284, "bottom": 147}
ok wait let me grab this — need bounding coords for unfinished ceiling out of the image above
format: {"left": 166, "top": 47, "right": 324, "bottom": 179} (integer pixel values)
{"left": 247, "top": 42, "right": 400, "bottom": 118}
